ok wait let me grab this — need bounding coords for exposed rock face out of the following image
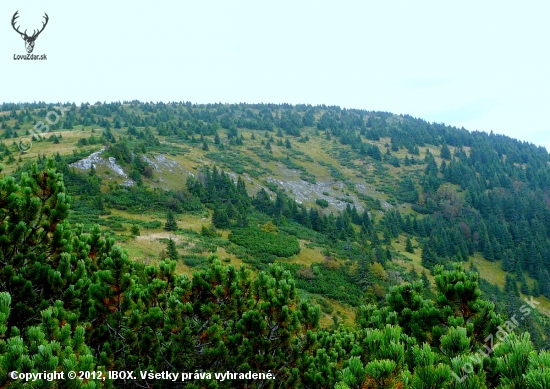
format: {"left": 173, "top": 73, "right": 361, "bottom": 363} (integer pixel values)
{"left": 69, "top": 148, "right": 135, "bottom": 186}
{"left": 142, "top": 154, "right": 182, "bottom": 173}
{"left": 69, "top": 148, "right": 105, "bottom": 170}
{"left": 69, "top": 151, "right": 388, "bottom": 211}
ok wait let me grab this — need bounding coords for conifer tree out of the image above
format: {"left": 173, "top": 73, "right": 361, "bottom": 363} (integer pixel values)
{"left": 166, "top": 238, "right": 178, "bottom": 261}
{"left": 164, "top": 210, "right": 178, "bottom": 231}
{"left": 285, "top": 139, "right": 292, "bottom": 149}
{"left": 421, "top": 244, "right": 437, "bottom": 269}
{"left": 405, "top": 237, "right": 414, "bottom": 253}
{"left": 440, "top": 142, "right": 451, "bottom": 160}
{"left": 504, "top": 274, "right": 520, "bottom": 296}
{"left": 421, "top": 271, "right": 430, "bottom": 291}
{"left": 0, "top": 294, "right": 101, "bottom": 389}
{"left": 0, "top": 160, "right": 76, "bottom": 328}
{"left": 212, "top": 207, "right": 231, "bottom": 229}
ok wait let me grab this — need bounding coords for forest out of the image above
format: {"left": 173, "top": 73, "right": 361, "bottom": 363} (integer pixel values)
{"left": 1, "top": 101, "right": 550, "bottom": 387}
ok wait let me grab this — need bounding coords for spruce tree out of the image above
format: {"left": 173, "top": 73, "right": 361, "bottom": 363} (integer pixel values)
{"left": 165, "top": 210, "right": 178, "bottom": 231}
{"left": 212, "top": 207, "right": 231, "bottom": 229}
{"left": 421, "top": 245, "right": 437, "bottom": 269}
{"left": 504, "top": 274, "right": 520, "bottom": 296}
{"left": 440, "top": 142, "right": 451, "bottom": 160}
{"left": 166, "top": 238, "right": 178, "bottom": 261}
{"left": 421, "top": 271, "right": 430, "bottom": 290}
{"left": 406, "top": 237, "right": 414, "bottom": 253}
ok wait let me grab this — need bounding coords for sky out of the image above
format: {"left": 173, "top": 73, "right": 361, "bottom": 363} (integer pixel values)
{"left": 1, "top": 1, "right": 549, "bottom": 149}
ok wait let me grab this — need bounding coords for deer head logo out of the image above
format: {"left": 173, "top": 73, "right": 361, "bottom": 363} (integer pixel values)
{"left": 12, "top": 11, "right": 49, "bottom": 53}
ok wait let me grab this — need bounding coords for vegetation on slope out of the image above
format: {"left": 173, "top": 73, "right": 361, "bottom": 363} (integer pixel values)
{"left": 1, "top": 163, "right": 549, "bottom": 388}
{"left": 1, "top": 101, "right": 550, "bottom": 373}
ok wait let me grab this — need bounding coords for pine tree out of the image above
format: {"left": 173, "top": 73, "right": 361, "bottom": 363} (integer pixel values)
{"left": 0, "top": 294, "right": 101, "bottom": 388}
{"left": 408, "top": 344, "right": 452, "bottom": 388}
{"left": 0, "top": 160, "right": 77, "bottom": 328}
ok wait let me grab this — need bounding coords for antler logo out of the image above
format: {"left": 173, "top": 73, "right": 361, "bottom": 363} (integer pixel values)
{"left": 11, "top": 11, "right": 49, "bottom": 53}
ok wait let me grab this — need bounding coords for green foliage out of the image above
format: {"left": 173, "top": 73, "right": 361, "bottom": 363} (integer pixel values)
{"left": 164, "top": 209, "right": 178, "bottom": 231}
{"left": 408, "top": 344, "right": 451, "bottom": 389}
{"left": 357, "top": 263, "right": 503, "bottom": 352}
{"left": 201, "top": 224, "right": 220, "bottom": 238}
{"left": 0, "top": 160, "right": 324, "bottom": 385}
{"left": 166, "top": 238, "right": 178, "bottom": 260}
{"left": 316, "top": 198, "right": 329, "bottom": 208}
{"left": 130, "top": 224, "right": 140, "bottom": 236}
{"left": 100, "top": 216, "right": 162, "bottom": 230}
{"left": 0, "top": 295, "right": 100, "bottom": 389}
{"left": 440, "top": 142, "right": 451, "bottom": 160}
{"left": 229, "top": 226, "right": 300, "bottom": 258}
{"left": 182, "top": 254, "right": 207, "bottom": 268}
{"left": 396, "top": 177, "right": 419, "bottom": 203}
{"left": 0, "top": 160, "right": 74, "bottom": 328}
{"left": 285, "top": 263, "right": 364, "bottom": 306}
{"left": 212, "top": 207, "right": 231, "bottom": 229}
{"left": 105, "top": 186, "right": 203, "bottom": 214}
{"left": 405, "top": 237, "right": 414, "bottom": 253}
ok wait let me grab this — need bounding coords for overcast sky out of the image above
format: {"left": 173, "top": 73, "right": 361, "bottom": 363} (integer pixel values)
{"left": 1, "top": 1, "right": 549, "bottom": 149}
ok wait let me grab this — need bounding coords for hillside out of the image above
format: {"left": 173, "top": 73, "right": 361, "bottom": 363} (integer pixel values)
{"left": 1, "top": 101, "right": 550, "bottom": 347}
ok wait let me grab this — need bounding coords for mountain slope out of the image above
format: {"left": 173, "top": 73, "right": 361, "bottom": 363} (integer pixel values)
{"left": 1, "top": 101, "right": 549, "bottom": 348}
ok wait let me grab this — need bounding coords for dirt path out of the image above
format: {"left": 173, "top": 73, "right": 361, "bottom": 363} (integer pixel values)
{"left": 135, "top": 232, "right": 182, "bottom": 243}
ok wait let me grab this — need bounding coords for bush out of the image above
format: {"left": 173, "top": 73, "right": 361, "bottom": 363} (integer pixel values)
{"left": 110, "top": 222, "right": 127, "bottom": 232}
{"left": 228, "top": 226, "right": 300, "bottom": 257}
{"left": 283, "top": 263, "right": 363, "bottom": 306}
{"left": 190, "top": 241, "right": 217, "bottom": 254}
{"left": 411, "top": 204, "right": 434, "bottom": 214}
{"left": 105, "top": 186, "right": 204, "bottom": 214}
{"left": 142, "top": 220, "right": 162, "bottom": 229}
{"left": 315, "top": 198, "right": 329, "bottom": 208}
{"left": 182, "top": 255, "right": 206, "bottom": 267}
{"left": 201, "top": 224, "right": 220, "bottom": 238}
